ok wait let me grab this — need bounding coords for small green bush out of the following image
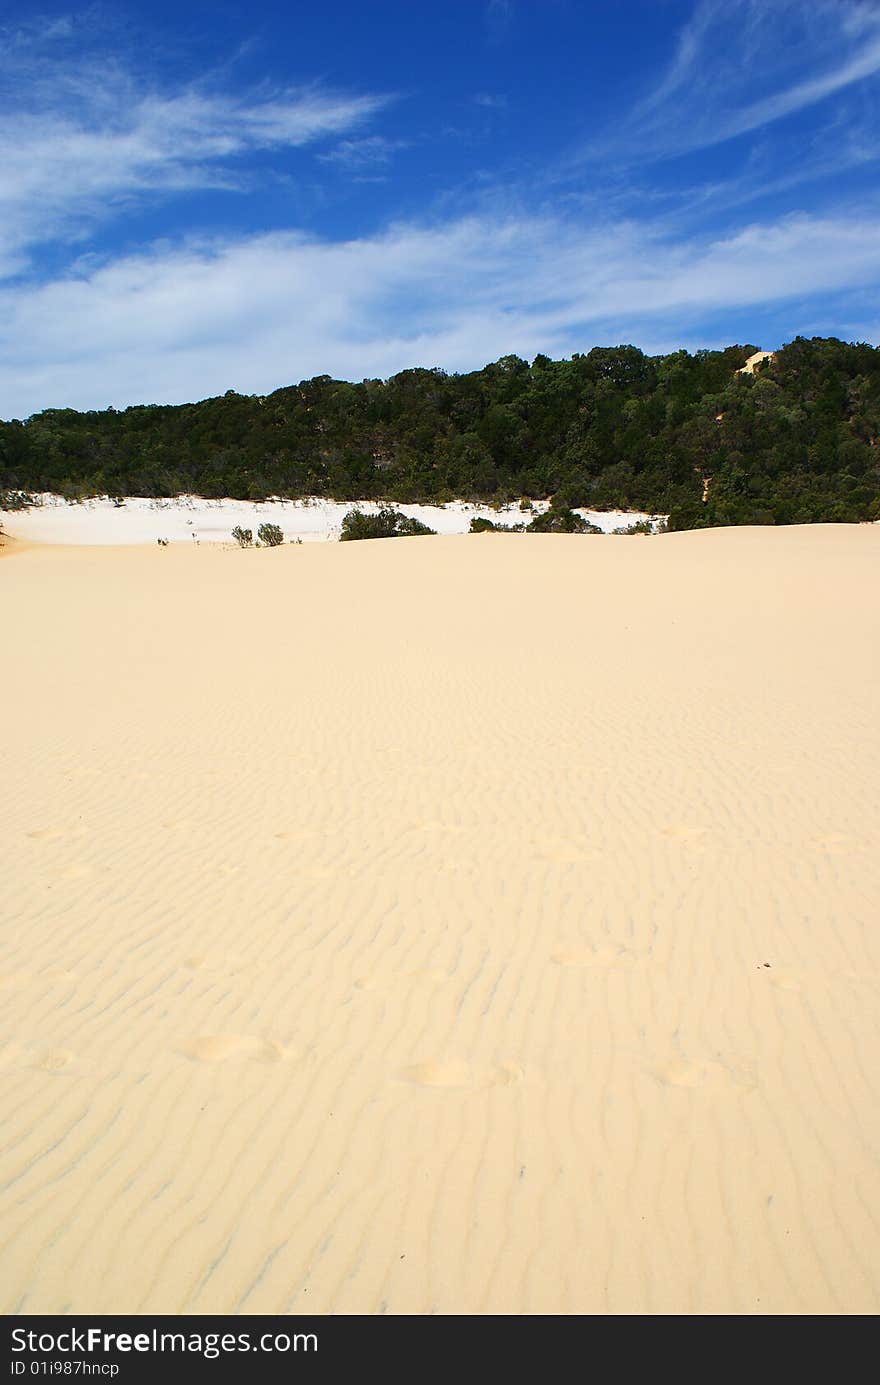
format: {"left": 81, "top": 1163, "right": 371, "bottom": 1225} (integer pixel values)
{"left": 469, "top": 515, "right": 523, "bottom": 532}
{"left": 258, "top": 522, "right": 284, "bottom": 547}
{"left": 526, "top": 505, "right": 601, "bottom": 534}
{"left": 339, "top": 508, "right": 436, "bottom": 541}
{"left": 231, "top": 526, "right": 253, "bottom": 547}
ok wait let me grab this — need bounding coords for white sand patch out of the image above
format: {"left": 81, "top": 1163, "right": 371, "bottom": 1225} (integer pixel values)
{"left": 1, "top": 493, "right": 664, "bottom": 545}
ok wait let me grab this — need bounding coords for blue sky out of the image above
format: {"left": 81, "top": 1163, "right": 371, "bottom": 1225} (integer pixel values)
{"left": 2, "top": 0, "right": 880, "bottom": 416}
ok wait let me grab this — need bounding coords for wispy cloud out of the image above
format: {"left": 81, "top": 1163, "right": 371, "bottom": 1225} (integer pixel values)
{"left": 319, "top": 135, "right": 409, "bottom": 169}
{"left": 485, "top": 0, "right": 514, "bottom": 44}
{"left": 3, "top": 207, "right": 879, "bottom": 416}
{"left": 593, "top": 0, "right": 880, "bottom": 163}
{"left": 2, "top": 10, "right": 78, "bottom": 47}
{"left": 0, "top": 23, "right": 391, "bottom": 277}
{"left": 2, "top": 3, "right": 879, "bottom": 418}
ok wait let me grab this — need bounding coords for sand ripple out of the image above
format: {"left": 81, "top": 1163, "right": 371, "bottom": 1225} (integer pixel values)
{"left": 2, "top": 526, "right": 879, "bottom": 1313}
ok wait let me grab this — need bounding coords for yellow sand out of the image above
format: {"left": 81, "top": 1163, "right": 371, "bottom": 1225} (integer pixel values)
{"left": 737, "top": 349, "right": 776, "bottom": 375}
{"left": 2, "top": 525, "right": 879, "bottom": 1315}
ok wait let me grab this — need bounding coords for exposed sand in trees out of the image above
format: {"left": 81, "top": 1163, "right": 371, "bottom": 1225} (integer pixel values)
{"left": 737, "top": 349, "right": 776, "bottom": 375}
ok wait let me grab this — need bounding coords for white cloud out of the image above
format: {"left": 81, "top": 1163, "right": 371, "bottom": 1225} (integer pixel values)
{"left": 598, "top": 0, "right": 880, "bottom": 162}
{"left": 0, "top": 30, "right": 391, "bottom": 274}
{"left": 485, "top": 1, "right": 514, "bottom": 43}
{"left": 319, "top": 135, "right": 409, "bottom": 169}
{"left": 2, "top": 208, "right": 879, "bottom": 416}
{"left": 3, "top": 11, "right": 77, "bottom": 48}
{"left": 473, "top": 93, "right": 507, "bottom": 110}
{"left": 1, "top": 4, "right": 879, "bottom": 419}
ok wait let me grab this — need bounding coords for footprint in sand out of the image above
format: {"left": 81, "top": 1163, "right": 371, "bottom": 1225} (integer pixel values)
{"left": 494, "top": 1061, "right": 525, "bottom": 1087}
{"left": 0, "top": 969, "right": 76, "bottom": 990}
{"left": 659, "top": 824, "right": 708, "bottom": 848}
{"left": 655, "top": 1058, "right": 709, "bottom": 1088}
{"left": 43, "top": 968, "right": 77, "bottom": 984}
{"left": 181, "top": 1035, "right": 293, "bottom": 1064}
{"left": 183, "top": 951, "right": 246, "bottom": 975}
{"left": 652, "top": 1057, "right": 756, "bottom": 1092}
{"left": 27, "top": 826, "right": 87, "bottom": 843}
{"left": 60, "top": 864, "right": 94, "bottom": 880}
{"left": 551, "top": 943, "right": 641, "bottom": 969}
{"left": 533, "top": 837, "right": 594, "bottom": 864}
{"left": 161, "top": 819, "right": 191, "bottom": 831}
{"left": 768, "top": 970, "right": 803, "bottom": 995}
{"left": 810, "top": 833, "right": 861, "bottom": 855}
{"left": 0, "top": 971, "right": 32, "bottom": 990}
{"left": 397, "top": 1059, "right": 524, "bottom": 1090}
{"left": 836, "top": 968, "right": 880, "bottom": 990}
{"left": 30, "top": 1048, "right": 77, "bottom": 1075}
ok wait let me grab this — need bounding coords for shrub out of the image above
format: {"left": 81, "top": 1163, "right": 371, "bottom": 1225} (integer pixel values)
{"left": 0, "top": 490, "right": 39, "bottom": 511}
{"left": 257, "top": 522, "right": 284, "bottom": 547}
{"left": 613, "top": 518, "right": 654, "bottom": 535}
{"left": 339, "top": 507, "right": 436, "bottom": 541}
{"left": 469, "top": 515, "right": 523, "bottom": 532}
{"left": 231, "top": 526, "right": 253, "bottom": 547}
{"left": 526, "top": 505, "right": 601, "bottom": 534}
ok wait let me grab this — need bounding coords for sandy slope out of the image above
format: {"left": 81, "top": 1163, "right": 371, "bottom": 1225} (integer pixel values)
{"left": 1, "top": 526, "right": 879, "bottom": 1315}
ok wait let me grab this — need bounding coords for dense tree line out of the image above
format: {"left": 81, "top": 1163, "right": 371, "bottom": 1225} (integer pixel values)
{"left": 2, "top": 336, "right": 879, "bottom": 529}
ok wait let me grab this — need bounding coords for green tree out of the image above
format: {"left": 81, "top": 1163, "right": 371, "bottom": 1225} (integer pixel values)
{"left": 257, "top": 522, "right": 284, "bottom": 547}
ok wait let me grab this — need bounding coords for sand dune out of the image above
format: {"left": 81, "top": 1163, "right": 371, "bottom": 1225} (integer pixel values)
{"left": 2, "top": 525, "right": 879, "bottom": 1315}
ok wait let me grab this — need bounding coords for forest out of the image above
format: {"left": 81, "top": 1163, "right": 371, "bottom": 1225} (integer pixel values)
{"left": 2, "top": 335, "right": 879, "bottom": 530}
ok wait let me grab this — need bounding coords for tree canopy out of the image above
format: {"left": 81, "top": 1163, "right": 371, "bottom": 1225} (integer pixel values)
{"left": 2, "top": 336, "right": 879, "bottom": 529}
